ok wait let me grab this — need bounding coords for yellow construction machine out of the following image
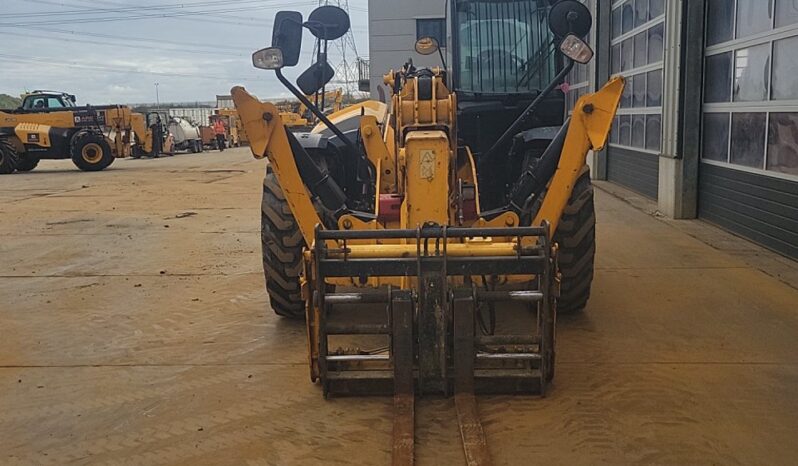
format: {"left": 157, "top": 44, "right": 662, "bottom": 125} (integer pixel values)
{"left": 0, "top": 91, "right": 166, "bottom": 173}
{"left": 234, "top": 2, "right": 623, "bottom": 464}
{"left": 278, "top": 88, "right": 344, "bottom": 130}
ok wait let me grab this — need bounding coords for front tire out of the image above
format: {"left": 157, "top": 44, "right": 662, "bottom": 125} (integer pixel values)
{"left": 0, "top": 139, "right": 19, "bottom": 174}
{"left": 553, "top": 166, "right": 596, "bottom": 314}
{"left": 16, "top": 155, "right": 40, "bottom": 172}
{"left": 261, "top": 168, "right": 305, "bottom": 319}
{"left": 71, "top": 132, "right": 114, "bottom": 171}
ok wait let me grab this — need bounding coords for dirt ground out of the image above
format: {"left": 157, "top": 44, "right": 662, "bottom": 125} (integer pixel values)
{"left": 1, "top": 149, "right": 797, "bottom": 465}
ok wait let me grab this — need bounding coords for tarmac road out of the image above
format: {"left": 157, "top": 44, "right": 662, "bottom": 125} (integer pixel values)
{"left": 1, "top": 149, "right": 797, "bottom": 465}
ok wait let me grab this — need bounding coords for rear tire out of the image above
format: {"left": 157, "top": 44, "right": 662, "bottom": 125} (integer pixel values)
{"left": 16, "top": 155, "right": 39, "bottom": 172}
{"left": 261, "top": 168, "right": 306, "bottom": 319}
{"left": 553, "top": 166, "right": 596, "bottom": 314}
{"left": 71, "top": 132, "right": 114, "bottom": 171}
{"left": 0, "top": 139, "right": 19, "bottom": 174}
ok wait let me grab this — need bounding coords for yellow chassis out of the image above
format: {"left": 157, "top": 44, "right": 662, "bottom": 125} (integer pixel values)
{"left": 231, "top": 75, "right": 623, "bottom": 288}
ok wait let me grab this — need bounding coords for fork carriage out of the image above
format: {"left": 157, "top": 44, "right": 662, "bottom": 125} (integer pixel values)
{"left": 308, "top": 224, "right": 558, "bottom": 397}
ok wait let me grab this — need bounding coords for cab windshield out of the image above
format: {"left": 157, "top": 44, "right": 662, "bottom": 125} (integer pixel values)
{"left": 456, "top": 0, "right": 556, "bottom": 95}
{"left": 22, "top": 95, "right": 75, "bottom": 110}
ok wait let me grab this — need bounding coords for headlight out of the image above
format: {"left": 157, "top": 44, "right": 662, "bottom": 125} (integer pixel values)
{"left": 252, "top": 47, "right": 284, "bottom": 70}
{"left": 559, "top": 35, "right": 594, "bottom": 65}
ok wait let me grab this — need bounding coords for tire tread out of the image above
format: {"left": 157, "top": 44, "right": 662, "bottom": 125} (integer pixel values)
{"left": 554, "top": 166, "right": 596, "bottom": 314}
{"left": 261, "top": 169, "right": 305, "bottom": 319}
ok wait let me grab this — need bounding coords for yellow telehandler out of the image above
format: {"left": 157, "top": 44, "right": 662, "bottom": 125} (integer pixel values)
{"left": 0, "top": 91, "right": 166, "bottom": 172}
{"left": 234, "top": 2, "right": 623, "bottom": 464}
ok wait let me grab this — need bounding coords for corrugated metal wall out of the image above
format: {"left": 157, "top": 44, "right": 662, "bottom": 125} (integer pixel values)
{"left": 699, "top": 164, "right": 798, "bottom": 259}
{"left": 607, "top": 147, "right": 659, "bottom": 199}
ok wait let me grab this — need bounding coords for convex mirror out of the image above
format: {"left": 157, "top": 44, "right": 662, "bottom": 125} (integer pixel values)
{"left": 415, "top": 37, "right": 440, "bottom": 56}
{"left": 548, "top": 0, "right": 592, "bottom": 39}
{"left": 306, "top": 6, "right": 350, "bottom": 41}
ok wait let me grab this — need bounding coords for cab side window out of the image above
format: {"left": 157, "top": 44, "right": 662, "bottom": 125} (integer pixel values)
{"left": 47, "top": 97, "right": 66, "bottom": 109}
{"left": 24, "top": 98, "right": 47, "bottom": 110}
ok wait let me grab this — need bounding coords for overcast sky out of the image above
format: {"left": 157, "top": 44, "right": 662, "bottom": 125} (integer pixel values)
{"left": 0, "top": 0, "right": 370, "bottom": 105}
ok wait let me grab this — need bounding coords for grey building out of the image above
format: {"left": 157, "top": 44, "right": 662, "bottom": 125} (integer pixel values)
{"left": 368, "top": 0, "right": 798, "bottom": 259}
{"left": 367, "top": 0, "right": 447, "bottom": 100}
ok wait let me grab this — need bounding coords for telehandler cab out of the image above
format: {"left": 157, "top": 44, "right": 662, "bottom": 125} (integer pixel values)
{"left": 233, "top": 1, "right": 623, "bottom": 463}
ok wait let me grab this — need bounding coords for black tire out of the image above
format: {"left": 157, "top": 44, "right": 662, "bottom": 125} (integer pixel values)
{"left": 16, "top": 155, "right": 39, "bottom": 172}
{"left": 71, "top": 131, "right": 114, "bottom": 171}
{"left": 0, "top": 139, "right": 19, "bottom": 174}
{"left": 553, "top": 166, "right": 596, "bottom": 314}
{"left": 262, "top": 168, "right": 306, "bottom": 319}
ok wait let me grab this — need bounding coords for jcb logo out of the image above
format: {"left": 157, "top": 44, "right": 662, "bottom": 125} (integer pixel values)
{"left": 27, "top": 133, "right": 40, "bottom": 143}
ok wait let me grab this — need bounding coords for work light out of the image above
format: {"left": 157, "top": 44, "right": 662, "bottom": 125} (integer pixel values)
{"left": 559, "top": 35, "right": 594, "bottom": 65}
{"left": 252, "top": 47, "right": 284, "bottom": 70}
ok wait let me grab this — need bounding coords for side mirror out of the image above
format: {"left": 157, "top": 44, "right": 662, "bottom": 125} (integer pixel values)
{"left": 253, "top": 47, "right": 285, "bottom": 70}
{"left": 272, "top": 11, "right": 303, "bottom": 67}
{"left": 548, "top": 0, "right": 592, "bottom": 39}
{"left": 559, "top": 35, "right": 594, "bottom": 64}
{"left": 296, "top": 61, "right": 336, "bottom": 95}
{"left": 306, "top": 5, "right": 350, "bottom": 40}
{"left": 415, "top": 37, "right": 440, "bottom": 56}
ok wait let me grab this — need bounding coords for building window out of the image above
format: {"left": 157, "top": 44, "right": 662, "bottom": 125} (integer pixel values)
{"left": 609, "top": 0, "right": 666, "bottom": 153}
{"left": 416, "top": 18, "right": 446, "bottom": 47}
{"left": 702, "top": 0, "right": 798, "bottom": 180}
{"left": 768, "top": 113, "right": 798, "bottom": 175}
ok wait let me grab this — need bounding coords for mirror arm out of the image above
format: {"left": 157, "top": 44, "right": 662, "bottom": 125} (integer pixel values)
{"left": 438, "top": 47, "right": 448, "bottom": 71}
{"left": 275, "top": 68, "right": 357, "bottom": 150}
{"left": 479, "top": 58, "right": 575, "bottom": 168}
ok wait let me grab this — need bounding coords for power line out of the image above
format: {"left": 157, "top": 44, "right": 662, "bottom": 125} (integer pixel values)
{"left": 3, "top": 26, "right": 344, "bottom": 62}
{"left": 11, "top": 0, "right": 368, "bottom": 30}
{"left": 0, "top": 2, "right": 316, "bottom": 27}
{"left": 8, "top": 25, "right": 246, "bottom": 51}
{"left": 0, "top": 52, "right": 261, "bottom": 82}
{"left": 0, "top": 30, "right": 249, "bottom": 57}
{"left": 53, "top": 0, "right": 293, "bottom": 28}
{"left": 7, "top": 0, "right": 274, "bottom": 18}
{"left": 17, "top": 0, "right": 313, "bottom": 29}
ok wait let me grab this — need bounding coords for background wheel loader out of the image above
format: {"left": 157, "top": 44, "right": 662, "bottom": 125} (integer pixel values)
{"left": 234, "top": 1, "right": 623, "bottom": 464}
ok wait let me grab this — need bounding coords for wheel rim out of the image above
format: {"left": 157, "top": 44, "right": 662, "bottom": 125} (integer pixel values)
{"left": 81, "top": 143, "right": 103, "bottom": 163}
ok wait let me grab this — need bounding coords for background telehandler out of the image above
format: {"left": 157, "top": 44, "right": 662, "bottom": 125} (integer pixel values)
{"left": 0, "top": 90, "right": 167, "bottom": 173}
{"left": 234, "top": 1, "right": 623, "bottom": 463}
